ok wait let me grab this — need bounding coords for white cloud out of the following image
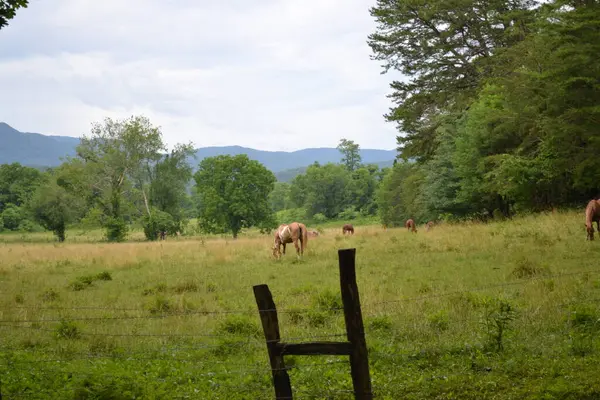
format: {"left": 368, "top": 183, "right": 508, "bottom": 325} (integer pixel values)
{"left": 0, "top": 0, "right": 403, "bottom": 151}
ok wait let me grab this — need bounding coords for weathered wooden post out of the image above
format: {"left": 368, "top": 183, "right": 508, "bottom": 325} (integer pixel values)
{"left": 253, "top": 284, "right": 293, "bottom": 399}
{"left": 253, "top": 248, "right": 372, "bottom": 400}
{"left": 338, "top": 248, "right": 373, "bottom": 400}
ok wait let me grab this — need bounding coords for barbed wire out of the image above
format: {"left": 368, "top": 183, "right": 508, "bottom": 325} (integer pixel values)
{"left": 2, "top": 266, "right": 598, "bottom": 318}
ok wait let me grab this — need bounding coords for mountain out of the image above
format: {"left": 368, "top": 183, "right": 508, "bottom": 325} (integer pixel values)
{"left": 0, "top": 122, "right": 397, "bottom": 178}
{"left": 191, "top": 146, "right": 396, "bottom": 174}
{"left": 0, "top": 122, "right": 80, "bottom": 167}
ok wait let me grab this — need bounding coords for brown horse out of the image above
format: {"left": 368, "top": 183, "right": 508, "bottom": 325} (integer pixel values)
{"left": 273, "top": 222, "right": 308, "bottom": 259}
{"left": 307, "top": 230, "right": 320, "bottom": 238}
{"left": 405, "top": 219, "right": 417, "bottom": 233}
{"left": 342, "top": 224, "right": 354, "bottom": 235}
{"left": 425, "top": 221, "right": 434, "bottom": 232}
{"left": 585, "top": 199, "right": 600, "bottom": 240}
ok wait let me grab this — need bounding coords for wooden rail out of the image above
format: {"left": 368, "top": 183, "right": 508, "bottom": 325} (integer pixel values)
{"left": 253, "top": 248, "right": 373, "bottom": 399}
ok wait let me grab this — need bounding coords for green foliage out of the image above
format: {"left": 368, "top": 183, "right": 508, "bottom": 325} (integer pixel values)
{"left": 368, "top": 0, "right": 536, "bottom": 161}
{"left": 1, "top": 203, "right": 23, "bottom": 231}
{"left": 142, "top": 208, "right": 177, "bottom": 241}
{"left": 337, "top": 138, "right": 362, "bottom": 171}
{"left": 0, "top": 162, "right": 43, "bottom": 213}
{"left": 74, "top": 116, "right": 167, "bottom": 241}
{"left": 377, "top": 162, "right": 428, "bottom": 226}
{"left": 481, "top": 299, "right": 517, "bottom": 352}
{"left": 104, "top": 217, "right": 128, "bottom": 243}
{"left": 0, "top": 0, "right": 28, "bottom": 30}
{"left": 55, "top": 320, "right": 80, "bottom": 340}
{"left": 194, "top": 154, "right": 276, "bottom": 238}
{"left": 268, "top": 182, "right": 290, "bottom": 212}
{"left": 29, "top": 174, "right": 84, "bottom": 242}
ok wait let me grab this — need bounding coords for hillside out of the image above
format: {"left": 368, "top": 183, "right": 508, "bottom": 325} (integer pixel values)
{"left": 0, "top": 122, "right": 396, "bottom": 177}
{"left": 0, "top": 122, "right": 80, "bottom": 166}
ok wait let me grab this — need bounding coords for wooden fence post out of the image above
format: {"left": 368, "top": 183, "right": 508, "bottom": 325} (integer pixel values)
{"left": 338, "top": 248, "right": 373, "bottom": 400}
{"left": 253, "top": 284, "right": 293, "bottom": 399}
{"left": 254, "top": 248, "right": 372, "bottom": 399}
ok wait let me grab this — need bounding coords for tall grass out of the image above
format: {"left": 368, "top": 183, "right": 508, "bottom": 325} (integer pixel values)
{"left": 0, "top": 211, "right": 599, "bottom": 399}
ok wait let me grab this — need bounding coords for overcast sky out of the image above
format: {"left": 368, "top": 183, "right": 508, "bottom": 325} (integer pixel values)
{"left": 0, "top": 0, "right": 402, "bottom": 151}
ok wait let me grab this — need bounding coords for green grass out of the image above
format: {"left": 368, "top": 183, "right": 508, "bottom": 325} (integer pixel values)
{"left": 1, "top": 211, "right": 599, "bottom": 399}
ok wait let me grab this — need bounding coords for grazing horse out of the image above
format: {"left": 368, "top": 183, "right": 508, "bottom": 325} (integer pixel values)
{"left": 273, "top": 222, "right": 308, "bottom": 259}
{"left": 159, "top": 231, "right": 167, "bottom": 240}
{"left": 585, "top": 199, "right": 600, "bottom": 240}
{"left": 405, "top": 219, "right": 417, "bottom": 233}
{"left": 307, "top": 230, "right": 320, "bottom": 238}
{"left": 342, "top": 224, "right": 354, "bottom": 235}
{"left": 425, "top": 221, "right": 434, "bottom": 232}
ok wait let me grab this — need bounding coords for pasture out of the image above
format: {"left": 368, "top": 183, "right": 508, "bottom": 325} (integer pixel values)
{"left": 1, "top": 211, "right": 600, "bottom": 399}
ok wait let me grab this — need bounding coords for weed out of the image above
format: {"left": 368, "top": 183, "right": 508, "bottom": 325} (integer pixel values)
{"left": 55, "top": 320, "right": 80, "bottom": 340}
{"left": 147, "top": 296, "right": 172, "bottom": 314}
{"left": 173, "top": 280, "right": 199, "bottom": 294}
{"left": 95, "top": 271, "right": 112, "bottom": 281}
{"left": 217, "top": 315, "right": 259, "bottom": 337}
{"left": 40, "top": 288, "right": 59, "bottom": 302}
{"left": 367, "top": 315, "right": 393, "bottom": 332}
{"left": 427, "top": 310, "right": 450, "bottom": 332}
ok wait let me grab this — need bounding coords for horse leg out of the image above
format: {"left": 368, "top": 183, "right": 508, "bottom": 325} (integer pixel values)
{"left": 293, "top": 238, "right": 301, "bottom": 259}
{"left": 282, "top": 243, "right": 286, "bottom": 255}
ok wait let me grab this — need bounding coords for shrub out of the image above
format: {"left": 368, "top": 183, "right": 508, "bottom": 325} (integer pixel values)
{"left": 142, "top": 208, "right": 177, "bottom": 241}
{"left": 104, "top": 217, "right": 128, "bottom": 242}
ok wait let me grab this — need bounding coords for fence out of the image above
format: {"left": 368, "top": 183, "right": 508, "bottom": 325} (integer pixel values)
{"left": 0, "top": 249, "right": 599, "bottom": 399}
{"left": 254, "top": 248, "right": 372, "bottom": 399}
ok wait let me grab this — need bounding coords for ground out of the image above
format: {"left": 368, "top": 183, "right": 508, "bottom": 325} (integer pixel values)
{"left": 1, "top": 211, "right": 599, "bottom": 399}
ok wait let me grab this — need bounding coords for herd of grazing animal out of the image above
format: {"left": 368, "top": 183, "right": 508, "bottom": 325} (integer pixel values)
{"left": 271, "top": 198, "right": 600, "bottom": 259}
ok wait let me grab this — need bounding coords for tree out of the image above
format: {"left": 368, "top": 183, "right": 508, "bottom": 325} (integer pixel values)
{"left": 377, "top": 162, "right": 428, "bottom": 226}
{"left": 147, "top": 143, "right": 195, "bottom": 236}
{"left": 368, "top": 0, "right": 537, "bottom": 162}
{"left": 269, "top": 182, "right": 290, "bottom": 212}
{"left": 0, "top": 0, "right": 28, "bottom": 30}
{"left": 193, "top": 154, "right": 276, "bottom": 238}
{"left": 75, "top": 116, "right": 165, "bottom": 241}
{"left": 0, "top": 162, "right": 43, "bottom": 213}
{"left": 29, "top": 175, "right": 84, "bottom": 242}
{"left": 337, "top": 138, "right": 362, "bottom": 171}
{"left": 300, "top": 163, "right": 351, "bottom": 218}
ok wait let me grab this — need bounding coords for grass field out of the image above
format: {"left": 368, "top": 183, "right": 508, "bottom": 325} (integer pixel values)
{"left": 1, "top": 211, "right": 599, "bottom": 399}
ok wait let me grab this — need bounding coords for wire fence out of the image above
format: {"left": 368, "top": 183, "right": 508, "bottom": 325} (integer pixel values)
{"left": 1, "top": 266, "right": 599, "bottom": 399}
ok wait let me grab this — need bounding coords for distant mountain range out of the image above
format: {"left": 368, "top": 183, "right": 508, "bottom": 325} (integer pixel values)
{"left": 0, "top": 122, "right": 396, "bottom": 181}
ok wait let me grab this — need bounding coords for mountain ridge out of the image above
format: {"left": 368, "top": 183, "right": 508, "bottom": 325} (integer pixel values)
{"left": 0, "top": 122, "right": 397, "bottom": 180}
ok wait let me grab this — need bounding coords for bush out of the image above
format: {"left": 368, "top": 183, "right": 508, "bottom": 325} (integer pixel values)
{"left": 104, "top": 217, "right": 128, "bottom": 242}
{"left": 339, "top": 206, "right": 359, "bottom": 220}
{"left": 142, "top": 208, "right": 177, "bottom": 241}
{"left": 1, "top": 204, "right": 22, "bottom": 231}
{"left": 312, "top": 213, "right": 327, "bottom": 223}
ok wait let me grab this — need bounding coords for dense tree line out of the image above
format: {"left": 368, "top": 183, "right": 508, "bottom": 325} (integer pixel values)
{"left": 368, "top": 0, "right": 600, "bottom": 225}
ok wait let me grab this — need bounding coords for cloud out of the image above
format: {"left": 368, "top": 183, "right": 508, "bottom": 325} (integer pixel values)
{"left": 0, "top": 0, "right": 403, "bottom": 151}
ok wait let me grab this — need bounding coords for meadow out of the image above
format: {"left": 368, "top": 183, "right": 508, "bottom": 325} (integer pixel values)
{"left": 1, "top": 211, "right": 599, "bottom": 399}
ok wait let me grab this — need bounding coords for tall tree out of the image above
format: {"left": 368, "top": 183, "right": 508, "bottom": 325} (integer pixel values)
{"left": 0, "top": 0, "right": 28, "bottom": 30}
{"left": 75, "top": 116, "right": 165, "bottom": 241}
{"left": 368, "top": 0, "right": 537, "bottom": 162}
{"left": 148, "top": 143, "right": 195, "bottom": 234}
{"left": 194, "top": 154, "right": 276, "bottom": 238}
{"left": 337, "top": 138, "right": 362, "bottom": 171}
{"left": 29, "top": 174, "right": 84, "bottom": 242}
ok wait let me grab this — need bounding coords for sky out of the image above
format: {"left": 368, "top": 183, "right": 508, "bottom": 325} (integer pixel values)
{"left": 0, "top": 0, "right": 403, "bottom": 151}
